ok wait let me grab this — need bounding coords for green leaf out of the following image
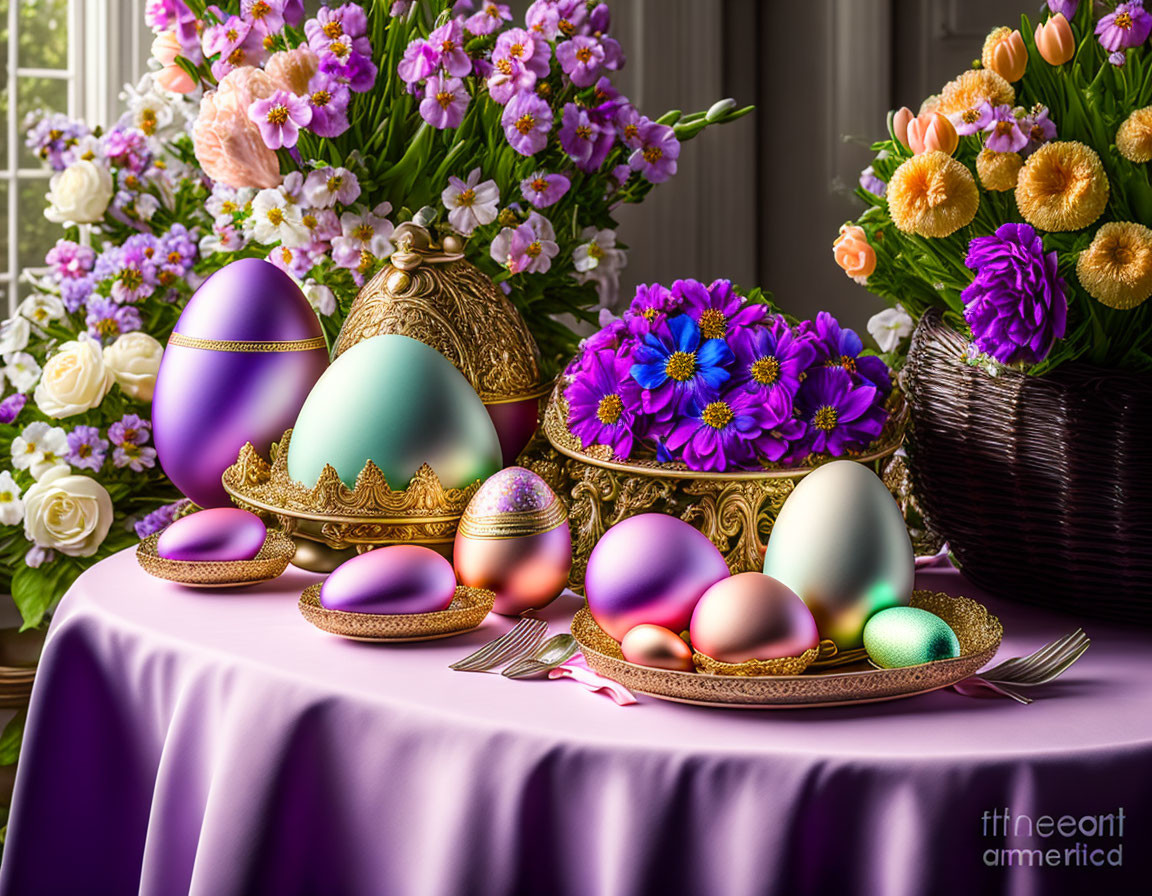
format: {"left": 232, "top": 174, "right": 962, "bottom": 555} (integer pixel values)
{"left": 11, "top": 560, "right": 82, "bottom": 631}
{"left": 0, "top": 710, "right": 26, "bottom": 767}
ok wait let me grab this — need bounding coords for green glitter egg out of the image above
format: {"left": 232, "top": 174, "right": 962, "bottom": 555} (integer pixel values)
{"left": 863, "top": 606, "right": 961, "bottom": 669}
{"left": 286, "top": 334, "right": 502, "bottom": 490}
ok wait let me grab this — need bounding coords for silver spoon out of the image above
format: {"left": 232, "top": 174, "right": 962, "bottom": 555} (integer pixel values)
{"left": 502, "top": 633, "right": 579, "bottom": 679}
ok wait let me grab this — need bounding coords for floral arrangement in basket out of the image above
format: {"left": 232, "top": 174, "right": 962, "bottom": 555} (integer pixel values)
{"left": 167, "top": 0, "right": 749, "bottom": 366}
{"left": 559, "top": 279, "right": 894, "bottom": 472}
{"left": 836, "top": 0, "right": 1152, "bottom": 373}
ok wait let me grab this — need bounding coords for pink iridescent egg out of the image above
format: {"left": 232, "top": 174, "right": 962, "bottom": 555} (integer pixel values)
{"left": 320, "top": 545, "right": 457, "bottom": 615}
{"left": 621, "top": 624, "right": 695, "bottom": 672}
{"left": 155, "top": 508, "right": 266, "bottom": 562}
{"left": 690, "top": 572, "right": 819, "bottom": 664}
{"left": 584, "top": 514, "right": 730, "bottom": 642}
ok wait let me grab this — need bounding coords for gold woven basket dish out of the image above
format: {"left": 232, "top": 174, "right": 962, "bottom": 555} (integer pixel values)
{"left": 571, "top": 591, "right": 1002, "bottom": 708}
{"left": 298, "top": 583, "right": 496, "bottom": 642}
{"left": 135, "top": 529, "right": 296, "bottom": 587}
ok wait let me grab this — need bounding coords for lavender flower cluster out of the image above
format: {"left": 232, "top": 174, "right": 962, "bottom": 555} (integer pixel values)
{"left": 564, "top": 280, "right": 892, "bottom": 472}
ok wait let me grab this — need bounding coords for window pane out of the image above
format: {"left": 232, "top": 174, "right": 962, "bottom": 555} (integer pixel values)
{"left": 17, "top": 176, "right": 55, "bottom": 299}
{"left": 17, "top": 76, "right": 69, "bottom": 168}
{"left": 16, "top": 0, "right": 69, "bottom": 71}
{"left": 0, "top": 86, "right": 8, "bottom": 171}
{"left": 0, "top": 178, "right": 8, "bottom": 269}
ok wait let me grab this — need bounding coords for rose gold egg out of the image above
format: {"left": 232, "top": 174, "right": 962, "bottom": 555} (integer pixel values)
{"left": 620, "top": 623, "right": 695, "bottom": 672}
{"left": 690, "top": 572, "right": 819, "bottom": 663}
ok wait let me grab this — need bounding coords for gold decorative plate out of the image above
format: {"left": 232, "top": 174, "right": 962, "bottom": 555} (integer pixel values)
{"left": 298, "top": 583, "right": 496, "bottom": 642}
{"left": 571, "top": 591, "right": 1003, "bottom": 708}
{"left": 135, "top": 529, "right": 296, "bottom": 587}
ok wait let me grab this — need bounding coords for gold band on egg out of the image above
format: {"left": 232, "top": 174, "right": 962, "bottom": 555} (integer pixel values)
{"left": 169, "top": 333, "right": 328, "bottom": 353}
{"left": 457, "top": 502, "right": 568, "bottom": 539}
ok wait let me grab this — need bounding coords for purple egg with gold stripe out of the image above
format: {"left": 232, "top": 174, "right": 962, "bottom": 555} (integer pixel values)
{"left": 153, "top": 259, "right": 329, "bottom": 507}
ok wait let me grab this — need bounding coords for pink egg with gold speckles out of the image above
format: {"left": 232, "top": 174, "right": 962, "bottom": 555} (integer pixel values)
{"left": 454, "top": 466, "right": 572, "bottom": 616}
{"left": 156, "top": 508, "right": 266, "bottom": 561}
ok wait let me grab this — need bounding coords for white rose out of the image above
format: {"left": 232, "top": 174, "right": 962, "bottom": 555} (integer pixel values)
{"left": 104, "top": 332, "right": 163, "bottom": 402}
{"left": 22, "top": 467, "right": 113, "bottom": 557}
{"left": 44, "top": 160, "right": 114, "bottom": 225}
{"left": 33, "top": 335, "right": 113, "bottom": 418}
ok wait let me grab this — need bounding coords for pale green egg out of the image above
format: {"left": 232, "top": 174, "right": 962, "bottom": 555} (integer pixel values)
{"left": 286, "top": 334, "right": 502, "bottom": 490}
{"left": 863, "top": 607, "right": 961, "bottom": 669}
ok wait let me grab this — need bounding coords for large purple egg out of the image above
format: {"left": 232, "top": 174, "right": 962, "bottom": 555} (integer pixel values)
{"left": 584, "top": 514, "right": 730, "bottom": 642}
{"left": 153, "top": 259, "right": 328, "bottom": 507}
{"left": 320, "top": 545, "right": 458, "bottom": 615}
{"left": 156, "top": 508, "right": 267, "bottom": 562}
{"left": 690, "top": 573, "right": 819, "bottom": 663}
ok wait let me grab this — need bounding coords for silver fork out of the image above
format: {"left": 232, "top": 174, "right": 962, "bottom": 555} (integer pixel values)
{"left": 954, "top": 629, "right": 1090, "bottom": 702}
{"left": 450, "top": 617, "right": 549, "bottom": 672}
{"left": 502, "top": 634, "right": 579, "bottom": 679}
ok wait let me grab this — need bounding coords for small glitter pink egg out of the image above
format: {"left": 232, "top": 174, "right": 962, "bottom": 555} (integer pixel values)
{"left": 321, "top": 545, "right": 457, "bottom": 615}
{"left": 155, "top": 508, "right": 266, "bottom": 562}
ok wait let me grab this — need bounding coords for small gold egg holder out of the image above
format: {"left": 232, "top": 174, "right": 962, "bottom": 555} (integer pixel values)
{"left": 298, "top": 583, "right": 496, "bottom": 642}
{"left": 221, "top": 429, "right": 482, "bottom": 563}
{"left": 135, "top": 529, "right": 296, "bottom": 587}
{"left": 571, "top": 590, "right": 1003, "bottom": 708}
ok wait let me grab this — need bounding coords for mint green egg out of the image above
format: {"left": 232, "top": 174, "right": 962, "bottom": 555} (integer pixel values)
{"left": 863, "top": 607, "right": 961, "bottom": 669}
{"left": 286, "top": 334, "right": 502, "bottom": 490}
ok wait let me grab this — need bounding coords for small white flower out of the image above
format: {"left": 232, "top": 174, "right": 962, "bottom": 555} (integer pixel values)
{"left": 867, "top": 306, "right": 914, "bottom": 353}
{"left": 304, "top": 167, "right": 361, "bottom": 209}
{"left": 0, "top": 317, "right": 31, "bottom": 354}
{"left": 17, "top": 294, "right": 65, "bottom": 326}
{"left": 0, "top": 471, "right": 23, "bottom": 526}
{"left": 200, "top": 218, "right": 249, "bottom": 255}
{"left": 279, "top": 171, "right": 305, "bottom": 205}
{"left": 441, "top": 168, "right": 499, "bottom": 236}
{"left": 24, "top": 545, "right": 55, "bottom": 568}
{"left": 246, "top": 189, "right": 310, "bottom": 248}
{"left": 3, "top": 352, "right": 42, "bottom": 393}
{"left": 134, "top": 193, "right": 160, "bottom": 221}
{"left": 572, "top": 226, "right": 627, "bottom": 307}
{"left": 301, "top": 280, "right": 337, "bottom": 316}
{"left": 62, "top": 134, "right": 104, "bottom": 168}
{"left": 118, "top": 78, "right": 176, "bottom": 138}
{"left": 206, "top": 184, "right": 254, "bottom": 219}
{"left": 11, "top": 421, "right": 69, "bottom": 480}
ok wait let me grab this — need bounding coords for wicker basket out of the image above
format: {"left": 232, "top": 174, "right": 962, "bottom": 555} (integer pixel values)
{"left": 904, "top": 310, "right": 1152, "bottom": 624}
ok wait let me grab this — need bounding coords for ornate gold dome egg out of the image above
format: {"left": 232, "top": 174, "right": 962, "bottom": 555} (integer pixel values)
{"left": 335, "top": 223, "right": 547, "bottom": 464}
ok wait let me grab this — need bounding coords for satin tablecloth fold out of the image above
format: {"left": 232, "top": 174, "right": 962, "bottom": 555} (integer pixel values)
{"left": 2, "top": 549, "right": 1151, "bottom": 896}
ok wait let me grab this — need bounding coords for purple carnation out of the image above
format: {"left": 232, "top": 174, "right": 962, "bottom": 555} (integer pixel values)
{"left": 0, "top": 393, "right": 27, "bottom": 424}
{"left": 961, "top": 223, "right": 1068, "bottom": 365}
{"left": 794, "top": 367, "right": 885, "bottom": 457}
{"left": 86, "top": 297, "right": 143, "bottom": 342}
{"left": 134, "top": 499, "right": 191, "bottom": 539}
{"left": 1096, "top": 2, "right": 1152, "bottom": 51}
{"left": 664, "top": 382, "right": 787, "bottom": 472}
{"left": 566, "top": 348, "right": 642, "bottom": 459}
{"left": 630, "top": 314, "right": 733, "bottom": 419}
{"left": 66, "top": 426, "right": 109, "bottom": 472}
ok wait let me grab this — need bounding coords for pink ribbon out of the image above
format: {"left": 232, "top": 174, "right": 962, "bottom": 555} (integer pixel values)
{"left": 549, "top": 653, "right": 637, "bottom": 705}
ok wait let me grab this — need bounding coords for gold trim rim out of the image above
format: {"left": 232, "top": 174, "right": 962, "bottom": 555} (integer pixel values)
{"left": 457, "top": 502, "right": 568, "bottom": 539}
{"left": 170, "top": 332, "right": 328, "bottom": 353}
{"left": 480, "top": 379, "right": 556, "bottom": 405}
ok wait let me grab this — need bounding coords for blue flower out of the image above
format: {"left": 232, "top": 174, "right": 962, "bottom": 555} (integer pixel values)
{"left": 630, "top": 314, "right": 733, "bottom": 419}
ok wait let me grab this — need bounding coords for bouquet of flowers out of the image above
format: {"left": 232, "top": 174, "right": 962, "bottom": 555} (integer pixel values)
{"left": 167, "top": 0, "right": 750, "bottom": 368}
{"left": 836, "top": 0, "right": 1152, "bottom": 374}
{"left": 560, "top": 279, "right": 893, "bottom": 472}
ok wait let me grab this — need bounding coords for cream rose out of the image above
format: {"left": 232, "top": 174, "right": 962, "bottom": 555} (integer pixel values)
{"left": 44, "top": 160, "right": 114, "bottom": 224}
{"left": 104, "top": 332, "right": 164, "bottom": 402}
{"left": 22, "top": 467, "right": 113, "bottom": 557}
{"left": 34, "top": 335, "right": 113, "bottom": 418}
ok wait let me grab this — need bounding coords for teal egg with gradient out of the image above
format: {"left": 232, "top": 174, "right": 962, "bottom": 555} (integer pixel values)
{"left": 763, "top": 460, "right": 913, "bottom": 651}
{"left": 286, "top": 334, "right": 502, "bottom": 490}
{"left": 863, "top": 607, "right": 960, "bottom": 668}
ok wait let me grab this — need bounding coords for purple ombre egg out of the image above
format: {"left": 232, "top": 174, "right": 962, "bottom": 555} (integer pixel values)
{"left": 152, "top": 259, "right": 329, "bottom": 507}
{"left": 155, "top": 508, "right": 266, "bottom": 562}
{"left": 320, "top": 545, "right": 458, "bottom": 615}
{"left": 584, "top": 514, "right": 730, "bottom": 642}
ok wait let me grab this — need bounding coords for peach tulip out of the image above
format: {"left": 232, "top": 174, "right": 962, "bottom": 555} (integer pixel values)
{"left": 151, "top": 31, "right": 196, "bottom": 94}
{"left": 192, "top": 67, "right": 282, "bottom": 189}
{"left": 1035, "top": 15, "right": 1075, "bottom": 66}
{"left": 833, "top": 225, "right": 877, "bottom": 283}
{"left": 983, "top": 28, "right": 1028, "bottom": 82}
{"left": 906, "top": 112, "right": 959, "bottom": 156}
{"left": 891, "top": 106, "right": 915, "bottom": 149}
{"left": 265, "top": 46, "right": 318, "bottom": 96}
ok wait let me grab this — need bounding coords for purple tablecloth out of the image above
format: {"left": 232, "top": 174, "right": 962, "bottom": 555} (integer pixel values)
{"left": 2, "top": 549, "right": 1150, "bottom": 896}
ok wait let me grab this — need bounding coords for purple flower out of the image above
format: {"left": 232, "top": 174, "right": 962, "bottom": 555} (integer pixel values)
{"left": 795, "top": 367, "right": 884, "bottom": 457}
{"left": 615, "top": 105, "right": 644, "bottom": 149}
{"left": 322, "top": 43, "right": 378, "bottom": 92}
{"left": 577, "top": 316, "right": 631, "bottom": 361}
{"left": 858, "top": 165, "right": 886, "bottom": 197}
{"left": 488, "top": 29, "right": 550, "bottom": 103}
{"left": 109, "top": 414, "right": 151, "bottom": 448}
{"left": 61, "top": 277, "right": 95, "bottom": 313}
{"left": 1020, "top": 106, "right": 1057, "bottom": 151}
{"left": 419, "top": 75, "right": 470, "bottom": 129}
{"left": 625, "top": 282, "right": 682, "bottom": 336}
{"left": 398, "top": 39, "right": 439, "bottom": 86}
{"left": 526, "top": 0, "right": 562, "bottom": 40}
{"left": 24, "top": 112, "right": 89, "bottom": 171}
{"left": 428, "top": 19, "right": 472, "bottom": 78}
{"left": 465, "top": 2, "right": 512, "bottom": 35}
{"left": 1110, "top": 50, "right": 1127, "bottom": 66}
{"left": 1047, "top": 0, "right": 1079, "bottom": 17}
{"left": 501, "top": 91, "right": 553, "bottom": 155}
{"left": 566, "top": 348, "right": 642, "bottom": 458}
{"left": 305, "top": 72, "right": 351, "bottom": 137}
{"left": 952, "top": 100, "right": 993, "bottom": 136}
{"left": 1097, "top": 2, "right": 1152, "bottom": 51}
{"left": 145, "top": 0, "right": 178, "bottom": 31}
{"left": 306, "top": 4, "right": 370, "bottom": 56}
{"left": 66, "top": 426, "right": 109, "bottom": 472}
{"left": 95, "top": 235, "right": 159, "bottom": 304}
{"left": 630, "top": 315, "right": 733, "bottom": 419}
{"left": 558, "top": 103, "right": 614, "bottom": 172}
{"left": 0, "top": 393, "right": 27, "bottom": 425}
{"left": 664, "top": 383, "right": 785, "bottom": 472}
{"left": 806, "top": 311, "right": 892, "bottom": 395}
{"left": 134, "top": 500, "right": 190, "bottom": 539}
{"left": 241, "top": 0, "right": 293, "bottom": 33}
{"left": 984, "top": 105, "right": 1028, "bottom": 153}
{"left": 961, "top": 222, "right": 1067, "bottom": 365}
{"left": 46, "top": 239, "right": 96, "bottom": 280}
{"left": 732, "top": 321, "right": 815, "bottom": 402}
{"left": 489, "top": 212, "right": 559, "bottom": 273}
{"left": 675, "top": 279, "right": 767, "bottom": 343}
{"left": 203, "top": 15, "right": 265, "bottom": 79}
{"left": 629, "top": 119, "right": 680, "bottom": 183}
{"left": 114, "top": 442, "right": 158, "bottom": 472}
{"left": 86, "top": 297, "right": 142, "bottom": 342}
{"left": 102, "top": 128, "right": 152, "bottom": 174}
{"left": 556, "top": 36, "right": 606, "bottom": 87}
{"left": 520, "top": 171, "right": 571, "bottom": 207}
{"left": 249, "top": 90, "right": 313, "bottom": 149}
